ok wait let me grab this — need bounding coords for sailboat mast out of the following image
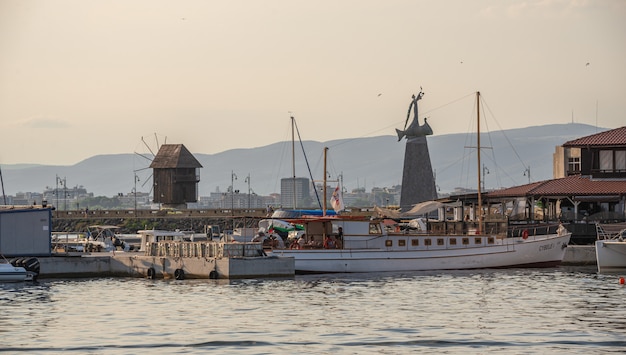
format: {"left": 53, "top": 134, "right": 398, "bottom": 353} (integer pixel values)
{"left": 323, "top": 147, "right": 328, "bottom": 216}
{"left": 476, "top": 91, "right": 482, "bottom": 233}
{"left": 291, "top": 116, "right": 296, "bottom": 209}
{"left": 0, "top": 165, "right": 6, "bottom": 205}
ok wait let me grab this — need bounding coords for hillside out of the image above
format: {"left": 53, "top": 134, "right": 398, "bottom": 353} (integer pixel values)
{"left": 0, "top": 123, "right": 605, "bottom": 198}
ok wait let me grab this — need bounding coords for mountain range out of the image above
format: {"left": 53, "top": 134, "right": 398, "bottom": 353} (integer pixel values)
{"left": 0, "top": 123, "right": 605, "bottom": 198}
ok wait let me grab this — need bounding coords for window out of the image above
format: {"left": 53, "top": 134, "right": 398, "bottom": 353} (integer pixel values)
{"left": 369, "top": 223, "right": 382, "bottom": 234}
{"left": 437, "top": 238, "right": 444, "bottom": 246}
{"left": 616, "top": 151, "right": 626, "bottom": 171}
{"left": 411, "top": 239, "right": 419, "bottom": 246}
{"left": 425, "top": 239, "right": 432, "bottom": 246}
{"left": 487, "top": 237, "right": 495, "bottom": 244}
{"left": 398, "top": 239, "right": 406, "bottom": 247}
{"left": 462, "top": 238, "right": 469, "bottom": 245}
{"left": 567, "top": 157, "right": 581, "bottom": 174}
{"left": 385, "top": 240, "right": 392, "bottom": 247}
{"left": 474, "top": 237, "right": 482, "bottom": 244}
{"left": 450, "top": 238, "right": 457, "bottom": 245}
{"left": 600, "top": 150, "right": 613, "bottom": 171}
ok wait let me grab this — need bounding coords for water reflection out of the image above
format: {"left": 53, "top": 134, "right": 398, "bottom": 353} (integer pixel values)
{"left": 0, "top": 267, "right": 624, "bottom": 354}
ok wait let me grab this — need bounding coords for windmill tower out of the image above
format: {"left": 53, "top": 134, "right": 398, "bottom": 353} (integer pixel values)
{"left": 149, "top": 144, "right": 202, "bottom": 209}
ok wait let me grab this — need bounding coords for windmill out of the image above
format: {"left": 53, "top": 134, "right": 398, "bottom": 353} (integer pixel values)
{"left": 134, "top": 133, "right": 203, "bottom": 209}
{"left": 133, "top": 133, "right": 167, "bottom": 201}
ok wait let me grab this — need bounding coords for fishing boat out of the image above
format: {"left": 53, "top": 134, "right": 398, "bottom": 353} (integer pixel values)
{"left": 595, "top": 223, "right": 626, "bottom": 273}
{"left": 266, "top": 92, "right": 572, "bottom": 273}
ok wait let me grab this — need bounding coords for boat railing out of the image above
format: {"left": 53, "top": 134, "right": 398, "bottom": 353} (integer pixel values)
{"left": 508, "top": 224, "right": 562, "bottom": 238}
{"left": 145, "top": 241, "right": 265, "bottom": 258}
{"left": 595, "top": 222, "right": 626, "bottom": 240}
{"left": 428, "top": 220, "right": 508, "bottom": 236}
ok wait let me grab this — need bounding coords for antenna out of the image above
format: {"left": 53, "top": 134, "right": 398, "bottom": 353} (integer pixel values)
{"left": 596, "top": 99, "right": 598, "bottom": 133}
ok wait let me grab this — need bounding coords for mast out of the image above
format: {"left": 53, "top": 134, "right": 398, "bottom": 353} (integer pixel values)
{"left": 0, "top": 165, "right": 6, "bottom": 205}
{"left": 323, "top": 147, "right": 328, "bottom": 216}
{"left": 291, "top": 116, "right": 296, "bottom": 209}
{"left": 476, "top": 91, "right": 482, "bottom": 234}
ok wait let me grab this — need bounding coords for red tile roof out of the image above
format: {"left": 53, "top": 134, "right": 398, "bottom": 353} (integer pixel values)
{"left": 562, "top": 126, "right": 626, "bottom": 147}
{"left": 486, "top": 175, "right": 626, "bottom": 198}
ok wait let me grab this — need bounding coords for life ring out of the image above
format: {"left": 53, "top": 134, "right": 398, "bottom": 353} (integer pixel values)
{"left": 209, "top": 270, "right": 218, "bottom": 279}
{"left": 174, "top": 269, "right": 185, "bottom": 280}
{"left": 147, "top": 267, "right": 156, "bottom": 279}
{"left": 522, "top": 229, "right": 529, "bottom": 239}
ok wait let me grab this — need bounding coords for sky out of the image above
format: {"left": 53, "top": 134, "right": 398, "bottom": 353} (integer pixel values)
{"left": 1, "top": 0, "right": 624, "bottom": 166}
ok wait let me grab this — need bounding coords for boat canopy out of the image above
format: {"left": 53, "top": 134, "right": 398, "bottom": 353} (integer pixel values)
{"left": 271, "top": 209, "right": 337, "bottom": 219}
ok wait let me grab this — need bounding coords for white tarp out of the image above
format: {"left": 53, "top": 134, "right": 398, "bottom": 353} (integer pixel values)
{"left": 403, "top": 201, "right": 444, "bottom": 215}
{"left": 375, "top": 200, "right": 462, "bottom": 218}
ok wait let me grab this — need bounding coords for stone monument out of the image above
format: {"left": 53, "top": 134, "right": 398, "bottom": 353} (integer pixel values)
{"left": 396, "top": 89, "right": 438, "bottom": 211}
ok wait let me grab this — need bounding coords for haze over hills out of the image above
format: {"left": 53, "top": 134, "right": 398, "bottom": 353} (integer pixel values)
{"left": 0, "top": 123, "right": 607, "bottom": 198}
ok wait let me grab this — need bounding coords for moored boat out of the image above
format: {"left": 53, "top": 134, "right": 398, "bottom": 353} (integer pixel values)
{"left": 267, "top": 215, "right": 571, "bottom": 273}
{"left": 1, "top": 256, "right": 39, "bottom": 282}
{"left": 595, "top": 223, "right": 626, "bottom": 273}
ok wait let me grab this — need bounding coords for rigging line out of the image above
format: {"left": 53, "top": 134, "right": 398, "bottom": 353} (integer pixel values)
{"left": 268, "top": 117, "right": 293, "bottom": 198}
{"left": 481, "top": 154, "right": 519, "bottom": 188}
{"left": 477, "top": 95, "right": 501, "bottom": 190}
{"left": 437, "top": 147, "right": 474, "bottom": 175}
{"left": 458, "top": 96, "right": 479, "bottom": 190}
{"left": 293, "top": 119, "right": 323, "bottom": 210}
{"left": 328, "top": 92, "right": 477, "bottom": 149}
{"left": 481, "top": 98, "right": 528, "bottom": 170}
{"left": 0, "top": 165, "right": 6, "bottom": 205}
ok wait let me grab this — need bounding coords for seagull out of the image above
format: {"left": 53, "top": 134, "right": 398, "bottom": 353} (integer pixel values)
{"left": 377, "top": 93, "right": 382, "bottom": 97}
{"left": 586, "top": 62, "right": 590, "bottom": 66}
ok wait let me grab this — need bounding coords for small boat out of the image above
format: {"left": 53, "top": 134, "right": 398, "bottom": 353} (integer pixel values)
{"left": 138, "top": 229, "right": 188, "bottom": 252}
{"left": 0, "top": 256, "right": 39, "bottom": 282}
{"left": 266, "top": 91, "right": 572, "bottom": 273}
{"left": 595, "top": 223, "right": 626, "bottom": 273}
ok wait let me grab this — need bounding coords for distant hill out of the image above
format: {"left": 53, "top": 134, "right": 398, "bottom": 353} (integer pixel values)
{"left": 0, "top": 123, "right": 606, "bottom": 198}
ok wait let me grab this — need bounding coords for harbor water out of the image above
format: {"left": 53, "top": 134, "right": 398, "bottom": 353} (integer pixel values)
{"left": 1, "top": 266, "right": 625, "bottom": 354}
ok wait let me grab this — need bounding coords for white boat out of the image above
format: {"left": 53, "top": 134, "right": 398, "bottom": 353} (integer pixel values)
{"left": 269, "top": 216, "right": 571, "bottom": 273}
{"left": 138, "top": 229, "right": 187, "bottom": 252}
{"left": 595, "top": 223, "right": 626, "bottom": 273}
{"left": 0, "top": 256, "right": 39, "bottom": 282}
{"left": 267, "top": 91, "right": 572, "bottom": 273}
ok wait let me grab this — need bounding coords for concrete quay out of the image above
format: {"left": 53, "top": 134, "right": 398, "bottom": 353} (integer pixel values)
{"left": 562, "top": 245, "right": 596, "bottom": 266}
{"left": 37, "top": 254, "right": 295, "bottom": 280}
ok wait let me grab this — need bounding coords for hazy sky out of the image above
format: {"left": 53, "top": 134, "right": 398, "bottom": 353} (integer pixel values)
{"left": 1, "top": 0, "right": 624, "bottom": 166}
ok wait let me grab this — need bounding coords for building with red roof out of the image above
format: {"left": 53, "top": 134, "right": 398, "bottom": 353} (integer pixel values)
{"left": 482, "top": 127, "right": 626, "bottom": 243}
{"left": 554, "top": 126, "right": 626, "bottom": 179}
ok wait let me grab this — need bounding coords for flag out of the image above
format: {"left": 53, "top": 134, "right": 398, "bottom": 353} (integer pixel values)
{"left": 330, "top": 184, "right": 344, "bottom": 212}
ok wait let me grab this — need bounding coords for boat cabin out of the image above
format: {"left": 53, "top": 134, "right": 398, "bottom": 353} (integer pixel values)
{"left": 138, "top": 230, "right": 187, "bottom": 251}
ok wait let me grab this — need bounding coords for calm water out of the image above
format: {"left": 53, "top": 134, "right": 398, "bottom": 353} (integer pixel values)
{"left": 1, "top": 266, "right": 625, "bottom": 354}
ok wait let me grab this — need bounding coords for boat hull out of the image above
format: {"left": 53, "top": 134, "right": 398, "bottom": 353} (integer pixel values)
{"left": 271, "top": 234, "right": 571, "bottom": 273}
{"left": 0, "top": 265, "right": 31, "bottom": 282}
{"left": 595, "top": 240, "right": 626, "bottom": 272}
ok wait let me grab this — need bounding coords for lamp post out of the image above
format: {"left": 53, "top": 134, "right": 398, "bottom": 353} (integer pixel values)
{"left": 134, "top": 173, "right": 140, "bottom": 214}
{"left": 523, "top": 166, "right": 531, "bottom": 184}
{"left": 482, "top": 164, "right": 489, "bottom": 191}
{"left": 244, "top": 174, "right": 251, "bottom": 209}
{"left": 56, "top": 175, "right": 66, "bottom": 210}
{"left": 55, "top": 175, "right": 59, "bottom": 210}
{"left": 231, "top": 171, "right": 237, "bottom": 232}
{"left": 63, "top": 178, "right": 67, "bottom": 211}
